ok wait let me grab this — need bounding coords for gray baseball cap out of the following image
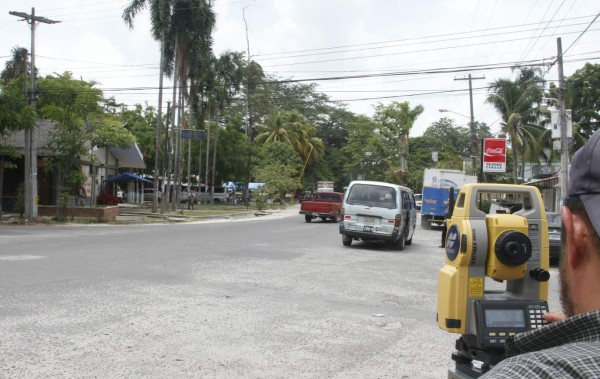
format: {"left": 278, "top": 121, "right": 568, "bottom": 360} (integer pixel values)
{"left": 568, "top": 128, "right": 600, "bottom": 236}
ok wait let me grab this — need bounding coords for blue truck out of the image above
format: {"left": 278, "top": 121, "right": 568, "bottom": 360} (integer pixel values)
{"left": 420, "top": 168, "right": 477, "bottom": 229}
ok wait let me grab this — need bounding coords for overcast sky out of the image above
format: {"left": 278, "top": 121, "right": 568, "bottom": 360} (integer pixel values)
{"left": 2, "top": 0, "right": 599, "bottom": 136}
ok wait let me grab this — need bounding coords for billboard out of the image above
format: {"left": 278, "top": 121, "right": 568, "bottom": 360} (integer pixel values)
{"left": 482, "top": 138, "right": 507, "bottom": 173}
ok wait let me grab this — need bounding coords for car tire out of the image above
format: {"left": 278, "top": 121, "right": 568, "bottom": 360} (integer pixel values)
{"left": 421, "top": 217, "right": 431, "bottom": 230}
{"left": 394, "top": 231, "right": 406, "bottom": 251}
{"left": 332, "top": 212, "right": 339, "bottom": 223}
{"left": 342, "top": 234, "right": 352, "bottom": 246}
{"left": 305, "top": 215, "right": 312, "bottom": 223}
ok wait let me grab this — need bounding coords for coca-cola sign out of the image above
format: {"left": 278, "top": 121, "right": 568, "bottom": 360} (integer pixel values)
{"left": 483, "top": 138, "right": 507, "bottom": 173}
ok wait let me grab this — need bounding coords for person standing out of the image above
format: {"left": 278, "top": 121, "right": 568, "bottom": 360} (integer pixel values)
{"left": 75, "top": 185, "right": 87, "bottom": 207}
{"left": 188, "top": 188, "right": 196, "bottom": 210}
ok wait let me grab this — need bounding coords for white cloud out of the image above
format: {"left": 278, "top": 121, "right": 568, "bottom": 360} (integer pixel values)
{"left": 2, "top": 0, "right": 598, "bottom": 137}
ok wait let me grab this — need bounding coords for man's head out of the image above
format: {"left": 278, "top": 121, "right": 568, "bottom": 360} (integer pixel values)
{"left": 560, "top": 128, "right": 600, "bottom": 316}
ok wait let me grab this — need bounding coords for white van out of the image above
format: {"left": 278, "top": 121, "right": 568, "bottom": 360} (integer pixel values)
{"left": 196, "top": 186, "right": 228, "bottom": 204}
{"left": 339, "top": 181, "right": 417, "bottom": 250}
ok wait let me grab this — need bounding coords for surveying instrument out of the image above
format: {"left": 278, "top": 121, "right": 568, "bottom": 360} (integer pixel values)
{"left": 437, "top": 184, "right": 550, "bottom": 378}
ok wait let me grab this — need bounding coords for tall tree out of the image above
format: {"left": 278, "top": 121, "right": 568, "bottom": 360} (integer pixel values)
{"left": 207, "top": 51, "right": 245, "bottom": 195}
{"left": 36, "top": 73, "right": 135, "bottom": 208}
{"left": 123, "top": 0, "right": 172, "bottom": 210}
{"left": 255, "top": 110, "right": 324, "bottom": 163}
{"left": 564, "top": 63, "right": 600, "bottom": 143}
{"left": 0, "top": 47, "right": 36, "bottom": 216}
{"left": 343, "top": 115, "right": 388, "bottom": 181}
{"left": 486, "top": 67, "right": 545, "bottom": 183}
{"left": 124, "top": 0, "right": 216, "bottom": 206}
{"left": 254, "top": 142, "right": 302, "bottom": 202}
{"left": 373, "top": 101, "right": 424, "bottom": 184}
{"left": 1, "top": 47, "right": 30, "bottom": 84}
{"left": 118, "top": 103, "right": 158, "bottom": 175}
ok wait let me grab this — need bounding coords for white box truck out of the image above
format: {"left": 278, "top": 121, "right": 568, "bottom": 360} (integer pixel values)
{"left": 420, "top": 169, "right": 477, "bottom": 229}
{"left": 317, "top": 181, "right": 334, "bottom": 192}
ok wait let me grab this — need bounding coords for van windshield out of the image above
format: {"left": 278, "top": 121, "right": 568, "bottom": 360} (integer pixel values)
{"left": 346, "top": 184, "right": 397, "bottom": 209}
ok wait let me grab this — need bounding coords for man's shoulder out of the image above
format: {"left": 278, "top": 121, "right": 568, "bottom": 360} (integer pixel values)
{"left": 483, "top": 341, "right": 600, "bottom": 378}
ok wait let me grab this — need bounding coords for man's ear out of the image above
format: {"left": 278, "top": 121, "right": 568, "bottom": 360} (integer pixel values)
{"left": 561, "top": 206, "right": 579, "bottom": 269}
{"left": 561, "top": 206, "right": 591, "bottom": 270}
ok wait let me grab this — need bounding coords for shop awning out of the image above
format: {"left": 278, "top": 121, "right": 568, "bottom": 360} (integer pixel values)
{"left": 525, "top": 174, "right": 559, "bottom": 190}
{"left": 110, "top": 143, "right": 146, "bottom": 169}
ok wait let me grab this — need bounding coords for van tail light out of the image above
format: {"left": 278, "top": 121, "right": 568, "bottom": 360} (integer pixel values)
{"left": 340, "top": 207, "right": 345, "bottom": 220}
{"left": 394, "top": 214, "right": 402, "bottom": 228}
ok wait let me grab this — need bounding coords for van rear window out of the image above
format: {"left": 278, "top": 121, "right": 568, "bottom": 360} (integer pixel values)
{"left": 347, "top": 184, "right": 397, "bottom": 208}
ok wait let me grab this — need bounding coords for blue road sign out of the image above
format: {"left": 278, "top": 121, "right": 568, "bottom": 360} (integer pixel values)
{"left": 181, "top": 129, "right": 205, "bottom": 140}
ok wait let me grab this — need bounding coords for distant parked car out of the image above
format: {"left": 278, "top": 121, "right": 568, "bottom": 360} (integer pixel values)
{"left": 547, "top": 211, "right": 561, "bottom": 261}
{"left": 116, "top": 185, "right": 125, "bottom": 200}
{"left": 414, "top": 193, "right": 422, "bottom": 211}
{"left": 143, "top": 188, "right": 161, "bottom": 202}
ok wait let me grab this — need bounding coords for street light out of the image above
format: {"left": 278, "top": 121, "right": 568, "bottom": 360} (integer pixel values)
{"left": 538, "top": 97, "right": 559, "bottom": 113}
{"left": 439, "top": 109, "right": 469, "bottom": 119}
{"left": 439, "top": 109, "right": 479, "bottom": 178}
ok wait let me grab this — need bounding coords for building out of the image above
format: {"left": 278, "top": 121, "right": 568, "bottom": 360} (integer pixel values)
{"left": 1, "top": 120, "right": 145, "bottom": 212}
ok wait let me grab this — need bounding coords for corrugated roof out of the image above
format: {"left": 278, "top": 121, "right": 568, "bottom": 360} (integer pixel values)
{"left": 1, "top": 119, "right": 54, "bottom": 154}
{"left": 1, "top": 120, "right": 145, "bottom": 169}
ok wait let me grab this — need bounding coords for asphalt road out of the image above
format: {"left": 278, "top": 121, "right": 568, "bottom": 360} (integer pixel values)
{"left": 0, "top": 206, "right": 560, "bottom": 378}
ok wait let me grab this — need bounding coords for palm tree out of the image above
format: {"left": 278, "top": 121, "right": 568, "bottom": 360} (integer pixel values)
{"left": 486, "top": 67, "right": 545, "bottom": 183}
{"left": 207, "top": 51, "right": 245, "bottom": 201}
{"left": 256, "top": 110, "right": 324, "bottom": 163}
{"left": 373, "top": 101, "right": 424, "bottom": 181}
{"left": 0, "top": 47, "right": 36, "bottom": 216}
{"left": 123, "top": 0, "right": 216, "bottom": 208}
{"left": 1, "top": 47, "right": 30, "bottom": 84}
{"left": 123, "top": 0, "right": 172, "bottom": 211}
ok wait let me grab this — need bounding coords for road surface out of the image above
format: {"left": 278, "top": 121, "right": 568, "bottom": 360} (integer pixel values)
{"left": 0, "top": 206, "right": 560, "bottom": 378}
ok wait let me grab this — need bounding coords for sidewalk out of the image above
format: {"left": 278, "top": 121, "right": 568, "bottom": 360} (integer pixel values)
{"left": 1, "top": 203, "right": 301, "bottom": 225}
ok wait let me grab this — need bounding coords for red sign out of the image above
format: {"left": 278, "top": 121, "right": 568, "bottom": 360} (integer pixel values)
{"left": 482, "top": 138, "right": 507, "bottom": 173}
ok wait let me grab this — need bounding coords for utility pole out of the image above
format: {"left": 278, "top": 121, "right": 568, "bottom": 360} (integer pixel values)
{"left": 557, "top": 38, "right": 569, "bottom": 198}
{"left": 242, "top": 8, "right": 253, "bottom": 206}
{"left": 9, "top": 8, "right": 60, "bottom": 220}
{"left": 153, "top": 36, "right": 165, "bottom": 213}
{"left": 454, "top": 74, "right": 485, "bottom": 180}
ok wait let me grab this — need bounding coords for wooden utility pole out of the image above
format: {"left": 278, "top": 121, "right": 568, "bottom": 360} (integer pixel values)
{"left": 242, "top": 8, "right": 253, "bottom": 206}
{"left": 556, "top": 38, "right": 569, "bottom": 198}
{"left": 9, "top": 8, "right": 60, "bottom": 220}
{"left": 153, "top": 36, "right": 165, "bottom": 213}
{"left": 454, "top": 74, "right": 485, "bottom": 180}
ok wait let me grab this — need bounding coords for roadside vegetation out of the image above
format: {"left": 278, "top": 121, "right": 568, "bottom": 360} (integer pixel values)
{"left": 2, "top": 1, "right": 600, "bottom": 217}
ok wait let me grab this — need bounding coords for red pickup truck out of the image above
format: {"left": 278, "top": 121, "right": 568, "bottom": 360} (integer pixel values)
{"left": 299, "top": 192, "right": 344, "bottom": 223}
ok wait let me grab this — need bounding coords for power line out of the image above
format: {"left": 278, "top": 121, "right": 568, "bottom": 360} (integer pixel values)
{"left": 563, "top": 10, "right": 600, "bottom": 55}
{"left": 261, "top": 28, "right": 598, "bottom": 68}
{"left": 253, "top": 14, "right": 598, "bottom": 58}
{"left": 517, "top": 0, "right": 567, "bottom": 64}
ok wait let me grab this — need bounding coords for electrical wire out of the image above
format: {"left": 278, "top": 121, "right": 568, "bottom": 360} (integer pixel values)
{"left": 563, "top": 10, "right": 600, "bottom": 55}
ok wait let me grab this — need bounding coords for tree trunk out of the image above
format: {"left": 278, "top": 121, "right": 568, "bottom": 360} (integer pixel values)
{"left": 0, "top": 158, "right": 4, "bottom": 217}
{"left": 167, "top": 47, "right": 179, "bottom": 211}
{"left": 211, "top": 107, "right": 220, "bottom": 205}
{"left": 512, "top": 138, "right": 519, "bottom": 184}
